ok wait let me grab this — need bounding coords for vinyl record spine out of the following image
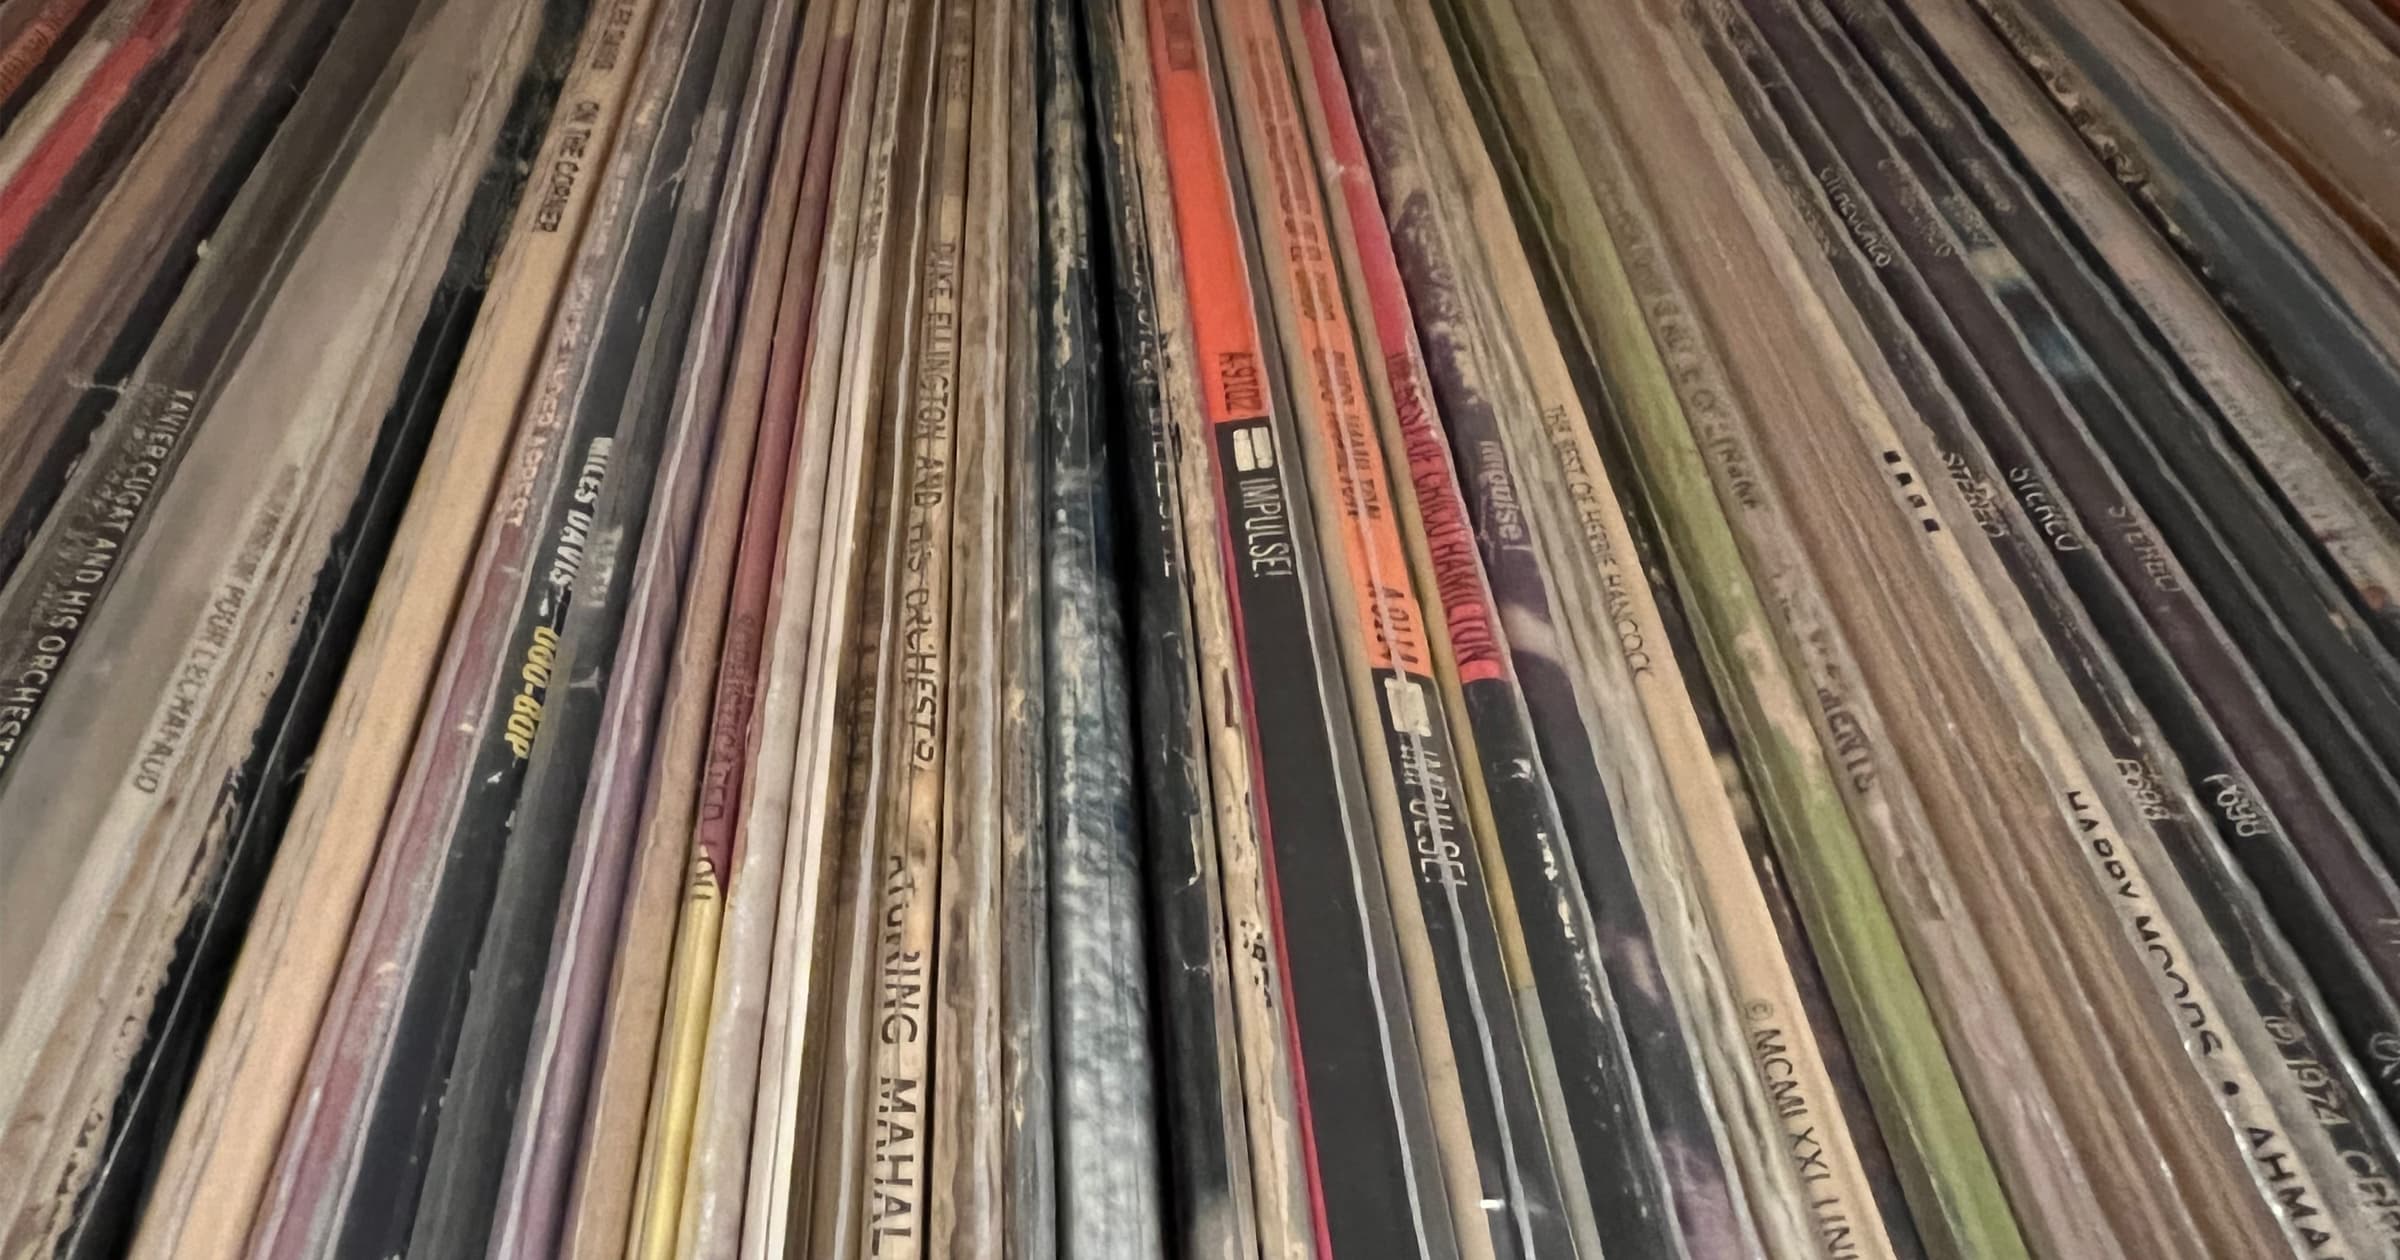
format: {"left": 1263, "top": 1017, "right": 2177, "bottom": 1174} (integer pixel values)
{"left": 854, "top": 0, "right": 978, "bottom": 1250}
{"left": 924, "top": 0, "right": 1018, "bottom": 1241}
{"left": 1038, "top": 0, "right": 1169, "bottom": 1251}
{"left": 1104, "top": 0, "right": 1316, "bottom": 1248}
{"left": 1078, "top": 0, "right": 1260, "bottom": 1252}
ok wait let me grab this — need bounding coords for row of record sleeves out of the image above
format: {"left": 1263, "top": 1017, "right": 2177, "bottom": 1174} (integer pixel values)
{"left": 5, "top": 0, "right": 2400, "bottom": 1256}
